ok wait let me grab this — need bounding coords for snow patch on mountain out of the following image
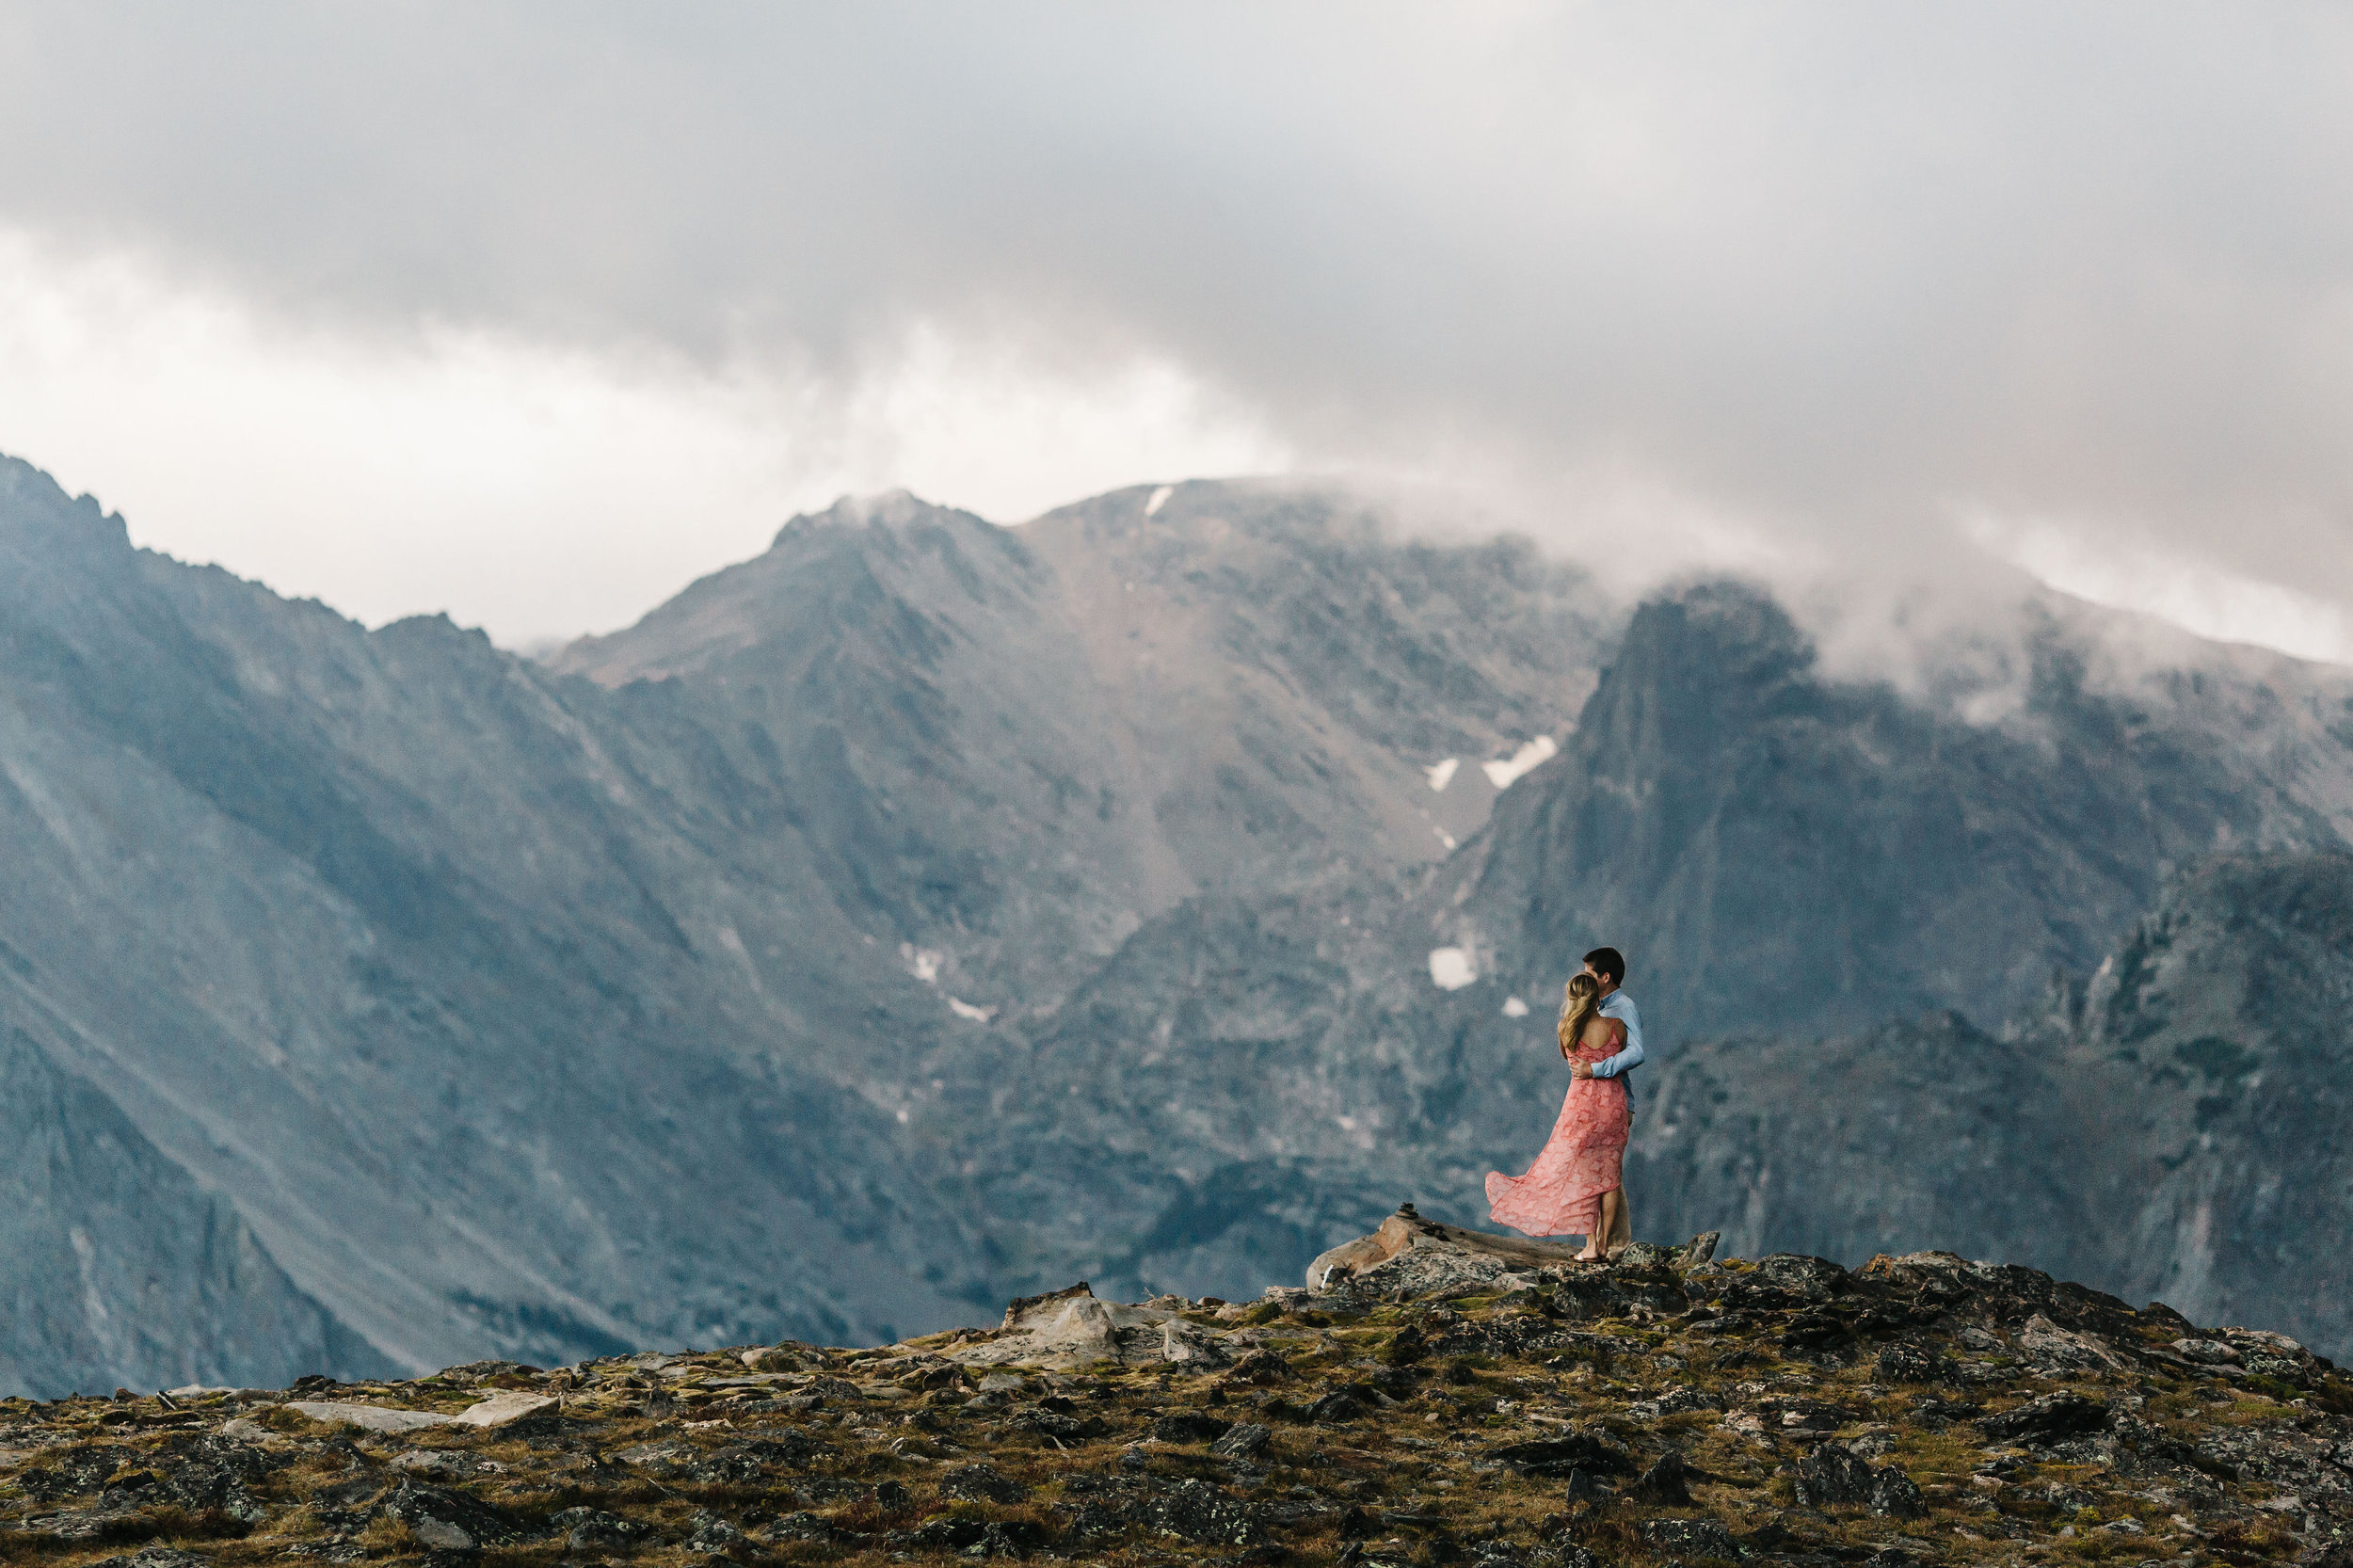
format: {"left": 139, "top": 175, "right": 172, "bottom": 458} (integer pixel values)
{"left": 1482, "top": 735, "right": 1558, "bottom": 790}
{"left": 1428, "top": 948, "right": 1478, "bottom": 990}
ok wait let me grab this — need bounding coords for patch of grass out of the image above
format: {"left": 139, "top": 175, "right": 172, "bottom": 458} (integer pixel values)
{"left": 2207, "top": 1522, "right": 2300, "bottom": 1563}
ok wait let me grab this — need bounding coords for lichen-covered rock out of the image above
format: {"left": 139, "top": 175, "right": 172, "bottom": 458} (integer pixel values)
{"left": 1643, "top": 1517, "right": 1742, "bottom": 1560}
{"left": 1978, "top": 1390, "right": 2110, "bottom": 1443}
{"left": 939, "top": 1462, "right": 1028, "bottom": 1504}
{"left": 1209, "top": 1421, "right": 1271, "bottom": 1461}
{"left": 1063, "top": 1471, "right": 1266, "bottom": 1547}
{"left": 375, "top": 1479, "right": 526, "bottom": 1551}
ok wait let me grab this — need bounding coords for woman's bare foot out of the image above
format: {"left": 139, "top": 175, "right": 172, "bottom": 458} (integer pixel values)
{"left": 1573, "top": 1242, "right": 1602, "bottom": 1262}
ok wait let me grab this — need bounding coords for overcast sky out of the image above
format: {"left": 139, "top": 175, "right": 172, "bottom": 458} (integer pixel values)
{"left": 2, "top": 4, "right": 2350, "bottom": 654}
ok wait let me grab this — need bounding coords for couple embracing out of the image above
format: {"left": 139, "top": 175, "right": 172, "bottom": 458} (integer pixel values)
{"left": 1484, "top": 946, "right": 1642, "bottom": 1261}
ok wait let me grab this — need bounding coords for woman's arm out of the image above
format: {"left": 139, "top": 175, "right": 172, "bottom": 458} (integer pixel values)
{"left": 1589, "top": 1016, "right": 1643, "bottom": 1080}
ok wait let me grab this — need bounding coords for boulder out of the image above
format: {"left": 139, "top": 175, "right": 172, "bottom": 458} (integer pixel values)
{"left": 941, "top": 1463, "right": 1029, "bottom": 1503}
{"left": 1306, "top": 1203, "right": 1587, "bottom": 1291}
{"left": 2017, "top": 1314, "right": 2129, "bottom": 1373}
{"left": 550, "top": 1507, "right": 648, "bottom": 1551}
{"left": 1795, "top": 1444, "right": 1928, "bottom": 1518}
{"left": 1644, "top": 1518, "right": 1742, "bottom": 1560}
{"left": 1152, "top": 1410, "right": 1233, "bottom": 1445}
{"left": 1795, "top": 1443, "right": 1877, "bottom": 1507}
{"left": 1869, "top": 1464, "right": 1929, "bottom": 1519}
{"left": 1676, "top": 1230, "right": 1722, "bottom": 1268}
{"left": 1876, "top": 1342, "right": 1941, "bottom": 1384}
{"left": 1490, "top": 1433, "right": 1634, "bottom": 1478}
{"left": 1307, "top": 1204, "right": 1733, "bottom": 1310}
{"left": 1161, "top": 1319, "right": 1232, "bottom": 1368}
{"left": 1978, "top": 1391, "right": 2109, "bottom": 1443}
{"left": 2172, "top": 1337, "right": 2242, "bottom": 1366}
{"left": 741, "top": 1345, "right": 801, "bottom": 1371}
{"left": 376, "top": 1479, "right": 524, "bottom": 1550}
{"left": 686, "top": 1508, "right": 748, "bottom": 1553}
{"left": 1209, "top": 1422, "right": 1272, "bottom": 1461}
{"left": 945, "top": 1281, "right": 1202, "bottom": 1370}
{"left": 1629, "top": 1450, "right": 1693, "bottom": 1506}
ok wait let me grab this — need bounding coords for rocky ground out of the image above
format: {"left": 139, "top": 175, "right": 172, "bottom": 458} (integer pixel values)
{"left": 4, "top": 1208, "right": 2348, "bottom": 1568}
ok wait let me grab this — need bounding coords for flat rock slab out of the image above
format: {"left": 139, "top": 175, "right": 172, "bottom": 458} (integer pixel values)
{"left": 287, "top": 1400, "right": 454, "bottom": 1432}
{"left": 284, "top": 1389, "right": 555, "bottom": 1431}
{"left": 454, "top": 1391, "right": 558, "bottom": 1427}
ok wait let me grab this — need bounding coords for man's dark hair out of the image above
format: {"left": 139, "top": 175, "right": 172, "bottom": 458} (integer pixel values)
{"left": 1583, "top": 947, "right": 1626, "bottom": 986}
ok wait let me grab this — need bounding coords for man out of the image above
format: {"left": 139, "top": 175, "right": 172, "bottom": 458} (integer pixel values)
{"left": 1570, "top": 946, "right": 1643, "bottom": 1092}
{"left": 1568, "top": 945, "right": 1641, "bottom": 1255}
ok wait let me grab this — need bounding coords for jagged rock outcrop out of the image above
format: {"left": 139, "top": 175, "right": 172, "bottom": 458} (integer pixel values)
{"left": 0, "top": 1026, "right": 383, "bottom": 1400}
{"left": 4, "top": 1227, "right": 2345, "bottom": 1568}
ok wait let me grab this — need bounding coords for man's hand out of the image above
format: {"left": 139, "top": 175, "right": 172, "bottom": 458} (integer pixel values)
{"left": 1570, "top": 1060, "right": 1594, "bottom": 1080}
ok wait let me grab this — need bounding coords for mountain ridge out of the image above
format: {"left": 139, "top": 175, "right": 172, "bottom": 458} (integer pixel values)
{"left": 9, "top": 448, "right": 2353, "bottom": 1394}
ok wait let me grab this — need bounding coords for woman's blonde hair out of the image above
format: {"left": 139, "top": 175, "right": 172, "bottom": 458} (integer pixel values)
{"left": 1558, "top": 971, "right": 1601, "bottom": 1058}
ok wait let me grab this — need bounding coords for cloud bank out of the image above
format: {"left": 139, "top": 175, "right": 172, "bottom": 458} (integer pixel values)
{"left": 0, "top": 4, "right": 2348, "bottom": 649}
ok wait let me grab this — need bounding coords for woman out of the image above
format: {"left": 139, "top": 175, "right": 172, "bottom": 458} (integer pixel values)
{"left": 1484, "top": 972, "right": 1629, "bottom": 1260}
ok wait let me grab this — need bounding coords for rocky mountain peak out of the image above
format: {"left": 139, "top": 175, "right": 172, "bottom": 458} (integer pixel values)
{"left": 1579, "top": 581, "right": 1817, "bottom": 748}
{"left": 0, "top": 457, "right": 131, "bottom": 562}
{"left": 555, "top": 489, "right": 1017, "bottom": 687}
{"left": 773, "top": 487, "right": 952, "bottom": 542}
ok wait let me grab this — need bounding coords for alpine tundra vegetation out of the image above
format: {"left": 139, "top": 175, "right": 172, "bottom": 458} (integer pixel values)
{"left": 1, "top": 1219, "right": 2346, "bottom": 1567}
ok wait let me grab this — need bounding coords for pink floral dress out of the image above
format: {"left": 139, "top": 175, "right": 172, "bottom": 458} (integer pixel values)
{"left": 1485, "top": 1019, "right": 1629, "bottom": 1238}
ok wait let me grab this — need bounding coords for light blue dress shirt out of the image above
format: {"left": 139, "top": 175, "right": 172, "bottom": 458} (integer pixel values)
{"left": 1590, "top": 990, "right": 1645, "bottom": 1090}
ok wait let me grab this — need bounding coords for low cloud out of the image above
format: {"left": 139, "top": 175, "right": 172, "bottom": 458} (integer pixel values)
{"left": 0, "top": 234, "right": 1283, "bottom": 641}
{"left": 1, "top": 6, "right": 2348, "bottom": 653}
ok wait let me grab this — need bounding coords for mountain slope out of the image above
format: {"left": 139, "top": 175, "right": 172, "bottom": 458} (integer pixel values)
{"left": 551, "top": 483, "right": 1604, "bottom": 1012}
{"left": 0, "top": 457, "right": 983, "bottom": 1376}
{"left": 1604, "top": 853, "right": 2353, "bottom": 1364}
{"left": 2041, "top": 850, "right": 2353, "bottom": 1353}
